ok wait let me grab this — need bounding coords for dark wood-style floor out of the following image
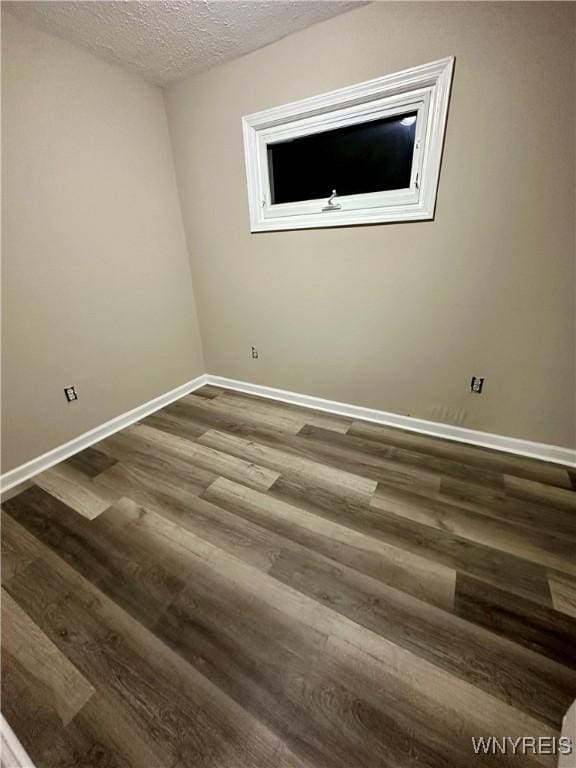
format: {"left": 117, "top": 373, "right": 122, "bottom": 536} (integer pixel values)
{"left": 2, "top": 385, "right": 576, "bottom": 768}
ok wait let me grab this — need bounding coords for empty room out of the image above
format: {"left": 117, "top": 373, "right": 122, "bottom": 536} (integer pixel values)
{"left": 1, "top": 1, "right": 575, "bottom": 766}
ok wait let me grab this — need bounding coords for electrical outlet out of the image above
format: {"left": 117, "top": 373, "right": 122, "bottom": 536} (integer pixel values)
{"left": 470, "top": 376, "right": 484, "bottom": 394}
{"left": 251, "top": 346, "right": 259, "bottom": 359}
{"left": 64, "top": 386, "right": 78, "bottom": 402}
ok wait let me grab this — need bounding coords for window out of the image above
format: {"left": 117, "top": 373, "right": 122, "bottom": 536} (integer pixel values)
{"left": 242, "top": 58, "right": 454, "bottom": 232}
{"left": 268, "top": 111, "right": 418, "bottom": 205}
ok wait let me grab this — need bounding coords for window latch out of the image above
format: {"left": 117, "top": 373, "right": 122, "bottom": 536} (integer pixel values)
{"left": 414, "top": 173, "right": 419, "bottom": 190}
{"left": 322, "top": 189, "right": 341, "bottom": 212}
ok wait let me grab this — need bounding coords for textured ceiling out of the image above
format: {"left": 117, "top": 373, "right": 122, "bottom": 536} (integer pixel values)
{"left": 4, "top": 0, "right": 365, "bottom": 85}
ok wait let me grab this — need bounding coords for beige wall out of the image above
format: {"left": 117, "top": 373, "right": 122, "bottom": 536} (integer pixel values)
{"left": 2, "top": 2, "right": 574, "bottom": 471}
{"left": 1, "top": 11, "right": 205, "bottom": 472}
{"left": 165, "top": 1, "right": 576, "bottom": 449}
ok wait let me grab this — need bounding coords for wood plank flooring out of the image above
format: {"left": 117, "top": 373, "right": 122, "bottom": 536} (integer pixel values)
{"left": 2, "top": 386, "right": 576, "bottom": 768}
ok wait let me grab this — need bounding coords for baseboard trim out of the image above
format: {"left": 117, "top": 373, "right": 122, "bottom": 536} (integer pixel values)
{"left": 559, "top": 699, "right": 576, "bottom": 768}
{"left": 1, "top": 714, "right": 36, "bottom": 768}
{"left": 0, "top": 374, "right": 209, "bottom": 493}
{"left": 207, "top": 375, "right": 576, "bottom": 468}
{"left": 2, "top": 371, "right": 574, "bottom": 492}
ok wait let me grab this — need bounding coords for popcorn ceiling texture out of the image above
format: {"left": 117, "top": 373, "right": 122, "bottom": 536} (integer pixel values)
{"left": 4, "top": 0, "right": 363, "bottom": 85}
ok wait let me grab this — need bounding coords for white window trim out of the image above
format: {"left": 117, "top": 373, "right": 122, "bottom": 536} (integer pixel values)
{"left": 242, "top": 57, "right": 454, "bottom": 232}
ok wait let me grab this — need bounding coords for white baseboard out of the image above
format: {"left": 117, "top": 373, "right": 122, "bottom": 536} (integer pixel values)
{"left": 559, "top": 699, "right": 576, "bottom": 768}
{"left": 206, "top": 375, "right": 576, "bottom": 468}
{"left": 1, "top": 714, "right": 36, "bottom": 768}
{"left": 2, "top": 371, "right": 574, "bottom": 493}
{"left": 0, "top": 374, "right": 209, "bottom": 493}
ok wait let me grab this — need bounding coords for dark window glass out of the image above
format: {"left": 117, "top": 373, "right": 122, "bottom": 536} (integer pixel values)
{"left": 268, "top": 112, "right": 417, "bottom": 205}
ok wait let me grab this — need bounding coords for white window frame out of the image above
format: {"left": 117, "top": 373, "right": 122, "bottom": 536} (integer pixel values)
{"left": 242, "top": 57, "right": 454, "bottom": 232}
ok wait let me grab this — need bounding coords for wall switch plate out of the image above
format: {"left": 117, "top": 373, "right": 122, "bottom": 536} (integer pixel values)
{"left": 64, "top": 386, "right": 78, "bottom": 402}
{"left": 470, "top": 376, "right": 484, "bottom": 394}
